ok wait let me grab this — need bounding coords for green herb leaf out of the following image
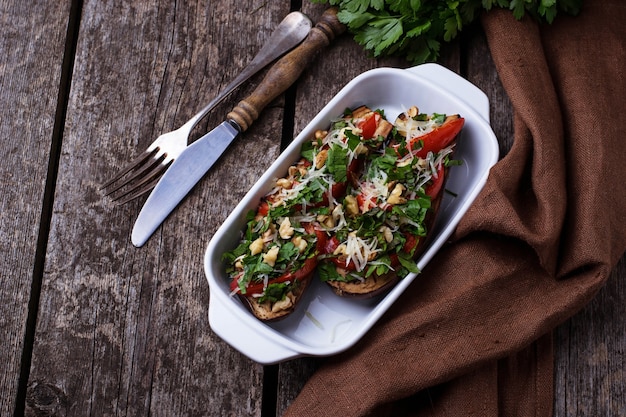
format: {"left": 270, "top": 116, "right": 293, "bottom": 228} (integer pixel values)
{"left": 311, "top": 0, "right": 582, "bottom": 64}
{"left": 397, "top": 252, "right": 421, "bottom": 274}
{"left": 326, "top": 144, "right": 349, "bottom": 183}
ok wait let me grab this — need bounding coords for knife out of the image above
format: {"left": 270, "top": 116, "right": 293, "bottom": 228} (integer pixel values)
{"left": 132, "top": 8, "right": 345, "bottom": 247}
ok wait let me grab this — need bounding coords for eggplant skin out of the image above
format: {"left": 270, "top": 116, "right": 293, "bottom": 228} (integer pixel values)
{"left": 326, "top": 271, "right": 399, "bottom": 298}
{"left": 237, "top": 272, "right": 315, "bottom": 322}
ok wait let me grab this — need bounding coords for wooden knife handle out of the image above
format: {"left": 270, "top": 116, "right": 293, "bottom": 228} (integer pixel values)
{"left": 226, "top": 7, "right": 345, "bottom": 132}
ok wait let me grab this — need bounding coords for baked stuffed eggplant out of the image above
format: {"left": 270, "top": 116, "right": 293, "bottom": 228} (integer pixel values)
{"left": 318, "top": 106, "right": 464, "bottom": 297}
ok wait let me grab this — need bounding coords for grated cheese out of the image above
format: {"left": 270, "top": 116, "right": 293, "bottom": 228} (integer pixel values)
{"left": 343, "top": 233, "right": 380, "bottom": 272}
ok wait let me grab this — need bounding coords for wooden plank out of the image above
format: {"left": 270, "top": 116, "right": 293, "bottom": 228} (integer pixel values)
{"left": 463, "top": 25, "right": 514, "bottom": 156}
{"left": 25, "top": 1, "right": 293, "bottom": 416}
{"left": 0, "top": 0, "right": 72, "bottom": 415}
{"left": 554, "top": 255, "right": 626, "bottom": 416}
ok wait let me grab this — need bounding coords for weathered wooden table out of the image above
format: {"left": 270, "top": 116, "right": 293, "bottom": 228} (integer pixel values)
{"left": 2, "top": 1, "right": 624, "bottom": 416}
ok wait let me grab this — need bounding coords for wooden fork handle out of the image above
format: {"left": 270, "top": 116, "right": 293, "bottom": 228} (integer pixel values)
{"left": 226, "top": 7, "right": 345, "bottom": 132}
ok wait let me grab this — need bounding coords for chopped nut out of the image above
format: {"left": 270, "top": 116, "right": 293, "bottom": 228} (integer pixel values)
{"left": 344, "top": 195, "right": 359, "bottom": 216}
{"left": 262, "top": 246, "right": 280, "bottom": 267}
{"left": 234, "top": 256, "right": 244, "bottom": 270}
{"left": 314, "top": 149, "right": 328, "bottom": 169}
{"left": 387, "top": 183, "right": 407, "bottom": 206}
{"left": 353, "top": 143, "right": 368, "bottom": 155}
{"left": 314, "top": 129, "right": 328, "bottom": 140}
{"left": 262, "top": 224, "right": 276, "bottom": 242}
{"left": 278, "top": 217, "right": 294, "bottom": 239}
{"left": 317, "top": 214, "right": 334, "bottom": 228}
{"left": 397, "top": 157, "right": 413, "bottom": 168}
{"left": 407, "top": 106, "right": 419, "bottom": 117}
{"left": 272, "top": 294, "right": 293, "bottom": 313}
{"left": 276, "top": 178, "right": 292, "bottom": 189}
{"left": 332, "top": 204, "right": 344, "bottom": 223}
{"left": 325, "top": 218, "right": 334, "bottom": 228}
{"left": 291, "top": 236, "right": 308, "bottom": 253}
{"left": 333, "top": 244, "right": 347, "bottom": 256}
{"left": 249, "top": 237, "right": 264, "bottom": 255}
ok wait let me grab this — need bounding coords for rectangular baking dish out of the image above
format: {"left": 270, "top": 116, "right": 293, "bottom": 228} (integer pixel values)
{"left": 204, "top": 63, "right": 499, "bottom": 364}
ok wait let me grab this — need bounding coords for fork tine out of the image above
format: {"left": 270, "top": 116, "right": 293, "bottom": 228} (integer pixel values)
{"left": 103, "top": 153, "right": 165, "bottom": 197}
{"left": 109, "top": 160, "right": 172, "bottom": 204}
{"left": 100, "top": 149, "right": 157, "bottom": 190}
{"left": 113, "top": 176, "right": 161, "bottom": 205}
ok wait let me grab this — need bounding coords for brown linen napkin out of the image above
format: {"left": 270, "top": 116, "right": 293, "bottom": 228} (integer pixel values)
{"left": 284, "top": 1, "right": 626, "bottom": 416}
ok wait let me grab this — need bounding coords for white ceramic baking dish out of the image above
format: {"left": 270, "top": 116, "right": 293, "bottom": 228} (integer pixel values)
{"left": 204, "top": 63, "right": 499, "bottom": 364}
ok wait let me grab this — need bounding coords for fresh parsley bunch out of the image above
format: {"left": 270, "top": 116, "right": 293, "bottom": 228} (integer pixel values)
{"left": 311, "top": 0, "right": 583, "bottom": 64}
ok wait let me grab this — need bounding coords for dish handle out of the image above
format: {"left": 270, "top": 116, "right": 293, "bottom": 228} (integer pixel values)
{"left": 208, "top": 294, "right": 301, "bottom": 365}
{"left": 406, "top": 63, "right": 490, "bottom": 123}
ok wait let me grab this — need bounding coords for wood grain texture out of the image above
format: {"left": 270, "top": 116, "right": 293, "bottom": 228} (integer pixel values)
{"left": 0, "top": 1, "right": 72, "bottom": 415}
{"left": 554, "top": 256, "right": 626, "bottom": 417}
{"left": 1, "top": 0, "right": 622, "bottom": 416}
{"left": 25, "top": 1, "right": 291, "bottom": 416}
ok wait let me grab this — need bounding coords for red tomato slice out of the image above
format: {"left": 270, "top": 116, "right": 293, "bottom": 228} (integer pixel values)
{"left": 310, "top": 181, "right": 346, "bottom": 208}
{"left": 347, "top": 158, "right": 364, "bottom": 187}
{"left": 413, "top": 116, "right": 464, "bottom": 158}
{"left": 393, "top": 116, "right": 464, "bottom": 158}
{"left": 387, "top": 232, "right": 421, "bottom": 267}
{"left": 293, "top": 257, "right": 317, "bottom": 280}
{"left": 424, "top": 165, "right": 445, "bottom": 199}
{"left": 322, "top": 237, "right": 357, "bottom": 271}
{"left": 329, "top": 257, "right": 357, "bottom": 271}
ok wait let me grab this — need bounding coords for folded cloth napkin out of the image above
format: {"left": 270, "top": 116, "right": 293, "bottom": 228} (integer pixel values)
{"left": 284, "top": 1, "right": 626, "bottom": 416}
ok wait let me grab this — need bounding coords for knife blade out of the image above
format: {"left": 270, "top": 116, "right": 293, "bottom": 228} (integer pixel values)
{"left": 131, "top": 121, "right": 239, "bottom": 246}
{"left": 132, "top": 8, "right": 345, "bottom": 247}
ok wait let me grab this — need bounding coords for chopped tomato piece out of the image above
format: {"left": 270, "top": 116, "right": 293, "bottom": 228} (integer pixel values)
{"left": 347, "top": 158, "right": 364, "bottom": 187}
{"left": 293, "top": 257, "right": 318, "bottom": 280}
{"left": 329, "top": 256, "right": 357, "bottom": 271}
{"left": 358, "top": 113, "right": 378, "bottom": 139}
{"left": 402, "top": 233, "right": 419, "bottom": 254}
{"left": 257, "top": 201, "right": 270, "bottom": 216}
{"left": 356, "top": 193, "right": 376, "bottom": 213}
{"left": 303, "top": 222, "right": 328, "bottom": 254}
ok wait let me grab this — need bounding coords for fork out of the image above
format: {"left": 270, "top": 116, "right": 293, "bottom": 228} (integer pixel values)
{"left": 101, "top": 11, "right": 312, "bottom": 204}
